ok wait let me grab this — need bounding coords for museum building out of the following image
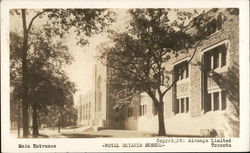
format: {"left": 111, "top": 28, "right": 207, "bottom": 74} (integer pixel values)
{"left": 75, "top": 8, "right": 239, "bottom": 137}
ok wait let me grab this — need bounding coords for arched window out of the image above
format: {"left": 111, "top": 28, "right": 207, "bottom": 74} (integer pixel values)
{"left": 96, "top": 76, "right": 102, "bottom": 111}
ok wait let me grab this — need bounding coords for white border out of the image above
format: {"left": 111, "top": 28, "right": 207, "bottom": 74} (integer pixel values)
{"left": 1, "top": 0, "right": 249, "bottom": 152}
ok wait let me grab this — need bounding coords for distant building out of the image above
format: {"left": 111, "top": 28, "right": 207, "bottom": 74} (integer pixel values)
{"left": 76, "top": 8, "right": 239, "bottom": 137}
{"left": 76, "top": 62, "right": 124, "bottom": 129}
{"left": 76, "top": 91, "right": 94, "bottom": 126}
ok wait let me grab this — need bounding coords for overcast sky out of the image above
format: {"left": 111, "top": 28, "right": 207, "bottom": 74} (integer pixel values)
{"left": 64, "top": 9, "right": 130, "bottom": 95}
{"left": 67, "top": 8, "right": 207, "bottom": 95}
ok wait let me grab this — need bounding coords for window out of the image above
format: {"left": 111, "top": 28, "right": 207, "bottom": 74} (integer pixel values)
{"left": 206, "top": 18, "right": 217, "bottom": 36}
{"left": 203, "top": 43, "right": 228, "bottom": 113}
{"left": 217, "top": 13, "right": 224, "bottom": 30}
{"left": 186, "top": 97, "right": 189, "bottom": 112}
{"left": 205, "top": 44, "right": 227, "bottom": 71}
{"left": 79, "top": 106, "right": 82, "bottom": 121}
{"left": 214, "top": 50, "right": 219, "bottom": 69}
{"left": 139, "top": 106, "right": 142, "bottom": 116}
{"left": 206, "top": 14, "right": 224, "bottom": 36}
{"left": 181, "top": 98, "right": 185, "bottom": 113}
{"left": 83, "top": 105, "right": 85, "bottom": 120}
{"left": 140, "top": 105, "right": 147, "bottom": 116}
{"left": 213, "top": 92, "right": 219, "bottom": 111}
{"left": 86, "top": 104, "right": 88, "bottom": 120}
{"left": 128, "top": 107, "right": 133, "bottom": 117}
{"left": 174, "top": 61, "right": 189, "bottom": 81}
{"left": 96, "top": 76, "right": 102, "bottom": 111}
{"left": 206, "top": 91, "right": 227, "bottom": 112}
{"left": 89, "top": 103, "right": 91, "bottom": 119}
{"left": 207, "top": 93, "right": 212, "bottom": 111}
{"left": 221, "top": 47, "right": 227, "bottom": 67}
{"left": 176, "top": 99, "right": 180, "bottom": 114}
{"left": 175, "top": 97, "right": 189, "bottom": 114}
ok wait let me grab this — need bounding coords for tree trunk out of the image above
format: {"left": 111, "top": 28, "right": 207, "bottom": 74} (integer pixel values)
{"left": 21, "top": 9, "right": 29, "bottom": 138}
{"left": 61, "top": 115, "right": 64, "bottom": 128}
{"left": 17, "top": 101, "right": 21, "bottom": 138}
{"left": 32, "top": 103, "right": 39, "bottom": 138}
{"left": 58, "top": 114, "right": 61, "bottom": 133}
{"left": 157, "top": 101, "right": 166, "bottom": 136}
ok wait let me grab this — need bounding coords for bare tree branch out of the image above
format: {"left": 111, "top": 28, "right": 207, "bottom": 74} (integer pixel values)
{"left": 27, "top": 10, "right": 49, "bottom": 33}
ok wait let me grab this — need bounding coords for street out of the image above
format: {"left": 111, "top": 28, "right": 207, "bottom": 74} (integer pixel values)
{"left": 11, "top": 126, "right": 157, "bottom": 138}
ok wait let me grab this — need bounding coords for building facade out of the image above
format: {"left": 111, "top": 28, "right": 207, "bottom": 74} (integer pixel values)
{"left": 76, "top": 8, "right": 239, "bottom": 137}
{"left": 76, "top": 62, "right": 124, "bottom": 129}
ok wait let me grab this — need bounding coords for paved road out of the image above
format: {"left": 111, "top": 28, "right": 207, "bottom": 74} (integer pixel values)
{"left": 11, "top": 127, "right": 157, "bottom": 138}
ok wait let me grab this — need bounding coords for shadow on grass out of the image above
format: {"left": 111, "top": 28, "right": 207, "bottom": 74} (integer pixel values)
{"left": 61, "top": 134, "right": 111, "bottom": 138}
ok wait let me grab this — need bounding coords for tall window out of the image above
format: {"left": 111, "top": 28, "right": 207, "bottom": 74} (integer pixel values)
{"left": 79, "top": 106, "right": 82, "bottom": 121}
{"left": 186, "top": 97, "right": 189, "bottom": 112}
{"left": 205, "top": 44, "right": 227, "bottom": 71}
{"left": 89, "top": 103, "right": 91, "bottom": 119}
{"left": 140, "top": 105, "right": 147, "bottom": 116}
{"left": 83, "top": 105, "right": 85, "bottom": 120}
{"left": 203, "top": 43, "right": 228, "bottom": 112}
{"left": 96, "top": 76, "right": 102, "bottom": 111}
{"left": 86, "top": 104, "right": 88, "bottom": 120}
{"left": 206, "top": 91, "right": 227, "bottom": 112}
{"left": 175, "top": 97, "right": 189, "bottom": 114}
{"left": 174, "top": 61, "right": 189, "bottom": 81}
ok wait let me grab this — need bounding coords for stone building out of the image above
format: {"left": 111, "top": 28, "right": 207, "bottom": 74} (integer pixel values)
{"left": 76, "top": 8, "right": 239, "bottom": 137}
{"left": 76, "top": 91, "right": 94, "bottom": 126}
{"left": 124, "top": 8, "right": 239, "bottom": 137}
{"left": 76, "top": 62, "right": 124, "bottom": 129}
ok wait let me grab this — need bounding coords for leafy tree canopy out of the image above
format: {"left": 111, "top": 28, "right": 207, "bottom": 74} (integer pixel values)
{"left": 10, "top": 9, "right": 116, "bottom": 46}
{"left": 98, "top": 9, "right": 203, "bottom": 107}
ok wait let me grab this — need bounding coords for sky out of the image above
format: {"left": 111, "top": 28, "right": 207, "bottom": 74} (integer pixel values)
{"left": 65, "top": 8, "right": 207, "bottom": 95}
{"left": 9, "top": 8, "right": 207, "bottom": 99}
{"left": 64, "top": 9, "right": 130, "bottom": 95}
{"left": 9, "top": 9, "right": 130, "bottom": 94}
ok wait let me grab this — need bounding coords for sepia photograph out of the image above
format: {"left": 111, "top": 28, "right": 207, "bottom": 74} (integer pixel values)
{"left": 9, "top": 7, "right": 240, "bottom": 138}
{"left": 1, "top": 0, "right": 249, "bottom": 152}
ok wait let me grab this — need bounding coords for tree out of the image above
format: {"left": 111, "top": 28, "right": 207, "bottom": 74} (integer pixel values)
{"left": 98, "top": 9, "right": 220, "bottom": 136}
{"left": 10, "top": 32, "right": 23, "bottom": 137}
{"left": 10, "top": 28, "right": 77, "bottom": 137}
{"left": 29, "top": 30, "right": 77, "bottom": 137}
{"left": 10, "top": 9, "right": 115, "bottom": 137}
